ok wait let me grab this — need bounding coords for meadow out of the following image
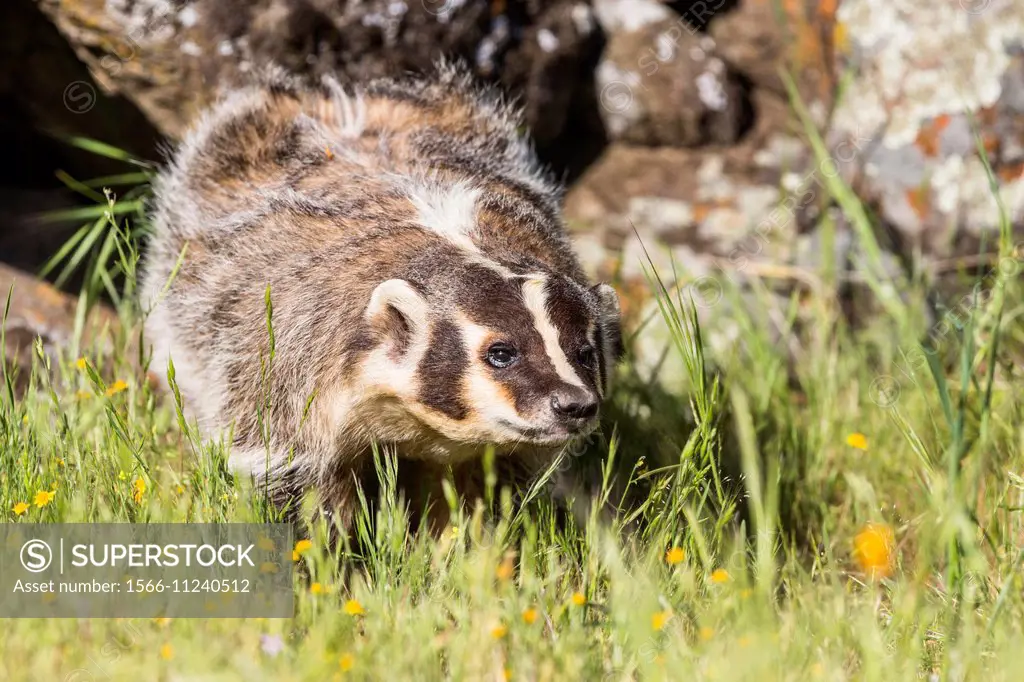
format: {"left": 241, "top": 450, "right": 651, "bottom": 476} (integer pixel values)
{"left": 1, "top": 138, "right": 1023, "bottom": 681}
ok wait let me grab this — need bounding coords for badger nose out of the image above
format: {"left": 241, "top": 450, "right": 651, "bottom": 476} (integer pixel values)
{"left": 550, "top": 387, "right": 598, "bottom": 421}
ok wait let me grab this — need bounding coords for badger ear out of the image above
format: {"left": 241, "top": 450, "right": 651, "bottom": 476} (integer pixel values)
{"left": 365, "top": 279, "right": 429, "bottom": 351}
{"left": 592, "top": 283, "right": 624, "bottom": 393}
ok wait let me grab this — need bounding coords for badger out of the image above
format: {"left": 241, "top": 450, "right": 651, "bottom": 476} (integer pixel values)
{"left": 140, "top": 64, "right": 623, "bottom": 531}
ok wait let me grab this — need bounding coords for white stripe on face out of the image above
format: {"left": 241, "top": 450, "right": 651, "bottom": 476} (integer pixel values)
{"left": 520, "top": 277, "right": 586, "bottom": 389}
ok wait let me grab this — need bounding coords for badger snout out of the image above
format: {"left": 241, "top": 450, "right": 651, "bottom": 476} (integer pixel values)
{"left": 549, "top": 385, "right": 599, "bottom": 430}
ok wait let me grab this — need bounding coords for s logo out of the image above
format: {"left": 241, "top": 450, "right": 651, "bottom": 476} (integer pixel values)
{"left": 20, "top": 539, "right": 52, "bottom": 573}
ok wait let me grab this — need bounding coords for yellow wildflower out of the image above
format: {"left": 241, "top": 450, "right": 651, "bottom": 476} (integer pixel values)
{"left": 105, "top": 380, "right": 128, "bottom": 397}
{"left": 846, "top": 433, "right": 868, "bottom": 450}
{"left": 56, "top": 458, "right": 65, "bottom": 467}
{"left": 160, "top": 644, "right": 174, "bottom": 661}
{"left": 132, "top": 477, "right": 146, "bottom": 504}
{"left": 571, "top": 591, "right": 586, "bottom": 606}
{"left": 521, "top": 607, "right": 538, "bottom": 625}
{"left": 665, "top": 546, "right": 685, "bottom": 565}
{"left": 853, "top": 523, "right": 895, "bottom": 579}
{"left": 292, "top": 538, "right": 313, "bottom": 561}
{"left": 710, "top": 569, "right": 730, "bottom": 584}
{"left": 490, "top": 623, "right": 508, "bottom": 639}
{"left": 310, "top": 583, "right": 324, "bottom": 595}
{"left": 339, "top": 653, "right": 355, "bottom": 672}
{"left": 12, "top": 502, "right": 29, "bottom": 516}
{"left": 118, "top": 470, "right": 127, "bottom": 481}
{"left": 651, "top": 610, "right": 671, "bottom": 631}
{"left": 343, "top": 599, "right": 364, "bottom": 616}
{"left": 34, "top": 489, "right": 56, "bottom": 508}
{"left": 76, "top": 357, "right": 87, "bottom": 370}
{"left": 699, "top": 626, "right": 714, "bottom": 641}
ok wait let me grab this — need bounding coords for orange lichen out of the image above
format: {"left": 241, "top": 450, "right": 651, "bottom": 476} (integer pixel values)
{"left": 914, "top": 114, "right": 951, "bottom": 157}
{"left": 905, "top": 186, "right": 930, "bottom": 221}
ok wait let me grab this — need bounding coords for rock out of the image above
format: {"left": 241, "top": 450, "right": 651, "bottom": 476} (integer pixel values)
{"left": 34, "top": 0, "right": 602, "bottom": 147}
{"left": 0, "top": 263, "right": 122, "bottom": 394}
{"left": 500, "top": 2, "right": 604, "bottom": 144}
{"left": 709, "top": 0, "right": 837, "bottom": 108}
{"left": 828, "top": 0, "right": 1024, "bottom": 263}
{"left": 594, "top": 16, "right": 751, "bottom": 146}
{"left": 566, "top": 89, "right": 808, "bottom": 281}
{"left": 566, "top": 77, "right": 817, "bottom": 393}
{"left": 592, "top": 0, "right": 673, "bottom": 34}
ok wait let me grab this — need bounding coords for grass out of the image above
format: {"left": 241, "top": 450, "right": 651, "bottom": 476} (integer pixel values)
{"left": 1, "top": 152, "right": 1023, "bottom": 682}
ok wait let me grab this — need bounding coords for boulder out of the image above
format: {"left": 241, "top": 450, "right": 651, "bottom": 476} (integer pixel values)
{"left": 0, "top": 263, "right": 122, "bottom": 394}
{"left": 709, "top": 0, "right": 837, "bottom": 107}
{"left": 828, "top": 0, "right": 1024, "bottom": 263}
{"left": 594, "top": 15, "right": 751, "bottom": 146}
{"left": 34, "top": 0, "right": 602, "bottom": 146}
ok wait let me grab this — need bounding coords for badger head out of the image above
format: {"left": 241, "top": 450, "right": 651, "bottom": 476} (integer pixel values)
{"left": 359, "top": 263, "right": 623, "bottom": 457}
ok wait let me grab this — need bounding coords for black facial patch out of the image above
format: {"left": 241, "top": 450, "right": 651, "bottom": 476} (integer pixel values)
{"left": 593, "top": 322, "right": 607, "bottom": 394}
{"left": 417, "top": 318, "right": 470, "bottom": 420}
{"left": 543, "top": 277, "right": 599, "bottom": 391}
{"left": 450, "top": 266, "right": 578, "bottom": 416}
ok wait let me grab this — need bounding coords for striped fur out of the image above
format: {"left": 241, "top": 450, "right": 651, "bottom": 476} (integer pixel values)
{"left": 140, "top": 62, "right": 623, "bottom": 530}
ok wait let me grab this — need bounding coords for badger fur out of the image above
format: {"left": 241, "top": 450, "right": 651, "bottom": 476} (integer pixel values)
{"left": 140, "top": 63, "right": 623, "bottom": 530}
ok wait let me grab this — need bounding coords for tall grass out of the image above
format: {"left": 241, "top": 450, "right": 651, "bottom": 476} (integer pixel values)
{"left": 0, "top": 136, "right": 1022, "bottom": 680}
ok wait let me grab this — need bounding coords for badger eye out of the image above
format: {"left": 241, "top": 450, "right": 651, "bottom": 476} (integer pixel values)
{"left": 486, "top": 343, "right": 519, "bottom": 369}
{"left": 577, "top": 344, "right": 596, "bottom": 370}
